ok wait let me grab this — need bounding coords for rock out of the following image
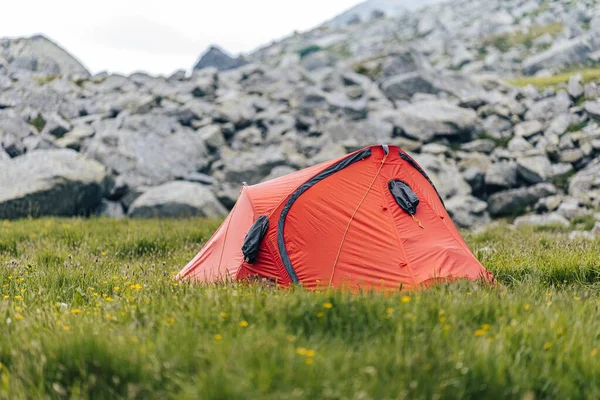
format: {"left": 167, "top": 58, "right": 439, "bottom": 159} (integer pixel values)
{"left": 584, "top": 82, "right": 600, "bottom": 100}
{"left": 213, "top": 95, "right": 257, "bottom": 128}
{"left": 198, "top": 124, "right": 226, "bottom": 151}
{"left": 488, "top": 183, "right": 558, "bottom": 217}
{"left": 40, "top": 112, "right": 71, "bottom": 138}
{"left": 217, "top": 145, "right": 291, "bottom": 185}
{"left": 461, "top": 139, "right": 495, "bottom": 154}
{"left": 213, "top": 182, "right": 241, "bottom": 209}
{"left": 0, "top": 35, "right": 90, "bottom": 76}
{"left": 522, "top": 33, "right": 600, "bottom": 75}
{"left": 525, "top": 92, "right": 572, "bottom": 121}
{"left": 381, "top": 72, "right": 440, "bottom": 101}
{"left": 446, "top": 195, "right": 490, "bottom": 228}
{"left": 560, "top": 148, "right": 585, "bottom": 164}
{"left": 516, "top": 155, "right": 553, "bottom": 184}
{"left": 54, "top": 124, "right": 95, "bottom": 151}
{"left": 128, "top": 181, "right": 227, "bottom": 218}
{"left": 568, "top": 229, "right": 600, "bottom": 240}
{"left": 421, "top": 143, "right": 449, "bottom": 155}
{"left": 556, "top": 197, "right": 590, "bottom": 220}
{"left": 584, "top": 101, "right": 600, "bottom": 121}
{"left": 485, "top": 161, "right": 518, "bottom": 192}
{"left": 95, "top": 200, "right": 125, "bottom": 219}
{"left": 193, "top": 46, "right": 247, "bottom": 71}
{"left": 387, "top": 100, "right": 478, "bottom": 143}
{"left": 568, "top": 75, "right": 584, "bottom": 99}
{"left": 461, "top": 167, "right": 486, "bottom": 196}
{"left": 535, "top": 195, "right": 564, "bottom": 213}
{"left": 177, "top": 172, "right": 214, "bottom": 185}
{"left": 568, "top": 158, "right": 600, "bottom": 206}
{"left": 508, "top": 137, "right": 534, "bottom": 153}
{"left": 0, "top": 149, "right": 111, "bottom": 219}
{"left": 0, "top": 148, "right": 9, "bottom": 161}
{"left": 83, "top": 116, "right": 210, "bottom": 188}
{"left": 482, "top": 115, "right": 512, "bottom": 138}
{"left": 513, "top": 213, "right": 570, "bottom": 228}
{"left": 261, "top": 165, "right": 297, "bottom": 182}
{"left": 412, "top": 153, "right": 471, "bottom": 199}
{"left": 0, "top": 110, "right": 33, "bottom": 157}
{"left": 323, "top": 117, "right": 393, "bottom": 149}
{"left": 514, "top": 120, "right": 544, "bottom": 138}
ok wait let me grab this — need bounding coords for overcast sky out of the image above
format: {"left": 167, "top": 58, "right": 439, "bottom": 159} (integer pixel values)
{"left": 0, "top": 0, "right": 364, "bottom": 76}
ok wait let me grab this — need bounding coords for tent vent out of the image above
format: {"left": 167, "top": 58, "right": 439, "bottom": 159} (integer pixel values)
{"left": 242, "top": 216, "right": 269, "bottom": 264}
{"left": 388, "top": 180, "right": 419, "bottom": 216}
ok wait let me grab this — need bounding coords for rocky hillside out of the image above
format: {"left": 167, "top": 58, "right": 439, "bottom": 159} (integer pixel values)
{"left": 1, "top": 0, "right": 600, "bottom": 235}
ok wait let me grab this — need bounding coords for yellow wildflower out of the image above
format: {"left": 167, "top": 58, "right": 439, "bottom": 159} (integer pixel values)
{"left": 14, "top": 295, "right": 22, "bottom": 300}
{"left": 443, "top": 324, "right": 451, "bottom": 332}
{"left": 296, "top": 347, "right": 307, "bottom": 356}
{"left": 305, "top": 358, "right": 314, "bottom": 365}
{"left": 165, "top": 317, "right": 175, "bottom": 325}
{"left": 239, "top": 320, "right": 249, "bottom": 328}
{"left": 306, "top": 349, "right": 316, "bottom": 357}
{"left": 401, "top": 296, "right": 411, "bottom": 303}
{"left": 214, "top": 334, "right": 223, "bottom": 341}
{"left": 113, "top": 286, "right": 120, "bottom": 292}
{"left": 71, "top": 309, "right": 82, "bottom": 314}
{"left": 474, "top": 329, "right": 485, "bottom": 337}
{"left": 219, "top": 312, "right": 228, "bottom": 319}
{"left": 316, "top": 311, "right": 325, "bottom": 318}
{"left": 481, "top": 324, "right": 491, "bottom": 331}
{"left": 15, "top": 313, "right": 23, "bottom": 321}
{"left": 130, "top": 284, "right": 142, "bottom": 291}
{"left": 386, "top": 308, "right": 394, "bottom": 314}
{"left": 544, "top": 342, "right": 552, "bottom": 350}
{"left": 322, "top": 302, "right": 333, "bottom": 309}
{"left": 523, "top": 304, "right": 530, "bottom": 310}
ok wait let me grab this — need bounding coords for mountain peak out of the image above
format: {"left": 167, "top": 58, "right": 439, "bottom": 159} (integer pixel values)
{"left": 193, "top": 45, "right": 248, "bottom": 71}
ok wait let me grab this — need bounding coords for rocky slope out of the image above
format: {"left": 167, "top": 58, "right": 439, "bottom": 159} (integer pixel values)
{"left": 1, "top": 0, "right": 600, "bottom": 235}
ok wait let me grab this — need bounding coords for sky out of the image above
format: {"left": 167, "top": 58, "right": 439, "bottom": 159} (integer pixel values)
{"left": 0, "top": 0, "right": 365, "bottom": 76}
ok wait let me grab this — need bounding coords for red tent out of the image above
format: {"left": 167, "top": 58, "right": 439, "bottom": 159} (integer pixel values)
{"left": 178, "top": 145, "right": 493, "bottom": 290}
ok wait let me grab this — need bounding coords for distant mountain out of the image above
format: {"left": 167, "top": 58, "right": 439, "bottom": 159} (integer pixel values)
{"left": 326, "top": 0, "right": 444, "bottom": 27}
{"left": 193, "top": 45, "right": 248, "bottom": 72}
{"left": 0, "top": 35, "right": 90, "bottom": 77}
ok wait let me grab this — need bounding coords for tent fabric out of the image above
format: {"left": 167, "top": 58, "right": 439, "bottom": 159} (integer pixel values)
{"left": 178, "top": 145, "right": 493, "bottom": 290}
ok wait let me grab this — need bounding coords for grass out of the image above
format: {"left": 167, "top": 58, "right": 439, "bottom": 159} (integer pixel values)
{"left": 508, "top": 66, "right": 600, "bottom": 89}
{"left": 484, "top": 23, "right": 564, "bottom": 53}
{"left": 0, "top": 218, "right": 599, "bottom": 399}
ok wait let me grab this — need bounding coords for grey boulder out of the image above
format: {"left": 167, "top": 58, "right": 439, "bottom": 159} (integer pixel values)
{"left": 446, "top": 195, "right": 491, "bottom": 228}
{"left": 0, "top": 149, "right": 111, "bottom": 219}
{"left": 388, "top": 100, "right": 478, "bottom": 143}
{"left": 128, "top": 181, "right": 227, "bottom": 218}
{"left": 488, "top": 183, "right": 558, "bottom": 217}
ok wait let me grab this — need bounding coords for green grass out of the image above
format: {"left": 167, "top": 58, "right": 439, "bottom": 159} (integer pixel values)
{"left": 0, "top": 218, "right": 599, "bottom": 399}
{"left": 484, "top": 23, "right": 564, "bottom": 53}
{"left": 508, "top": 67, "right": 600, "bottom": 88}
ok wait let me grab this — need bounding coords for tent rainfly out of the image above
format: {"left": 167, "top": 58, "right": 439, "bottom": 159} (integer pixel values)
{"left": 178, "top": 145, "right": 493, "bottom": 290}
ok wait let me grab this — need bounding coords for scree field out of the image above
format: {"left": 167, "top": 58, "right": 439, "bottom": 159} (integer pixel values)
{"left": 0, "top": 218, "right": 599, "bottom": 399}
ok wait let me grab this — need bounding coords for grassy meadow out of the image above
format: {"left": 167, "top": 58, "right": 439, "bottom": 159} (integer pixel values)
{"left": 0, "top": 218, "right": 599, "bottom": 399}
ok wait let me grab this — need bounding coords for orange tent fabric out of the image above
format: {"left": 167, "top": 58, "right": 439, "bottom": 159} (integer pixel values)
{"left": 178, "top": 145, "right": 493, "bottom": 290}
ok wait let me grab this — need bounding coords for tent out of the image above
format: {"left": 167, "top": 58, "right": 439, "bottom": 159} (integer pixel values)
{"left": 178, "top": 145, "right": 493, "bottom": 290}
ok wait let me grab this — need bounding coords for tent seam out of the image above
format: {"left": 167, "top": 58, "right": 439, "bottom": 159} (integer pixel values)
{"left": 377, "top": 161, "right": 418, "bottom": 288}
